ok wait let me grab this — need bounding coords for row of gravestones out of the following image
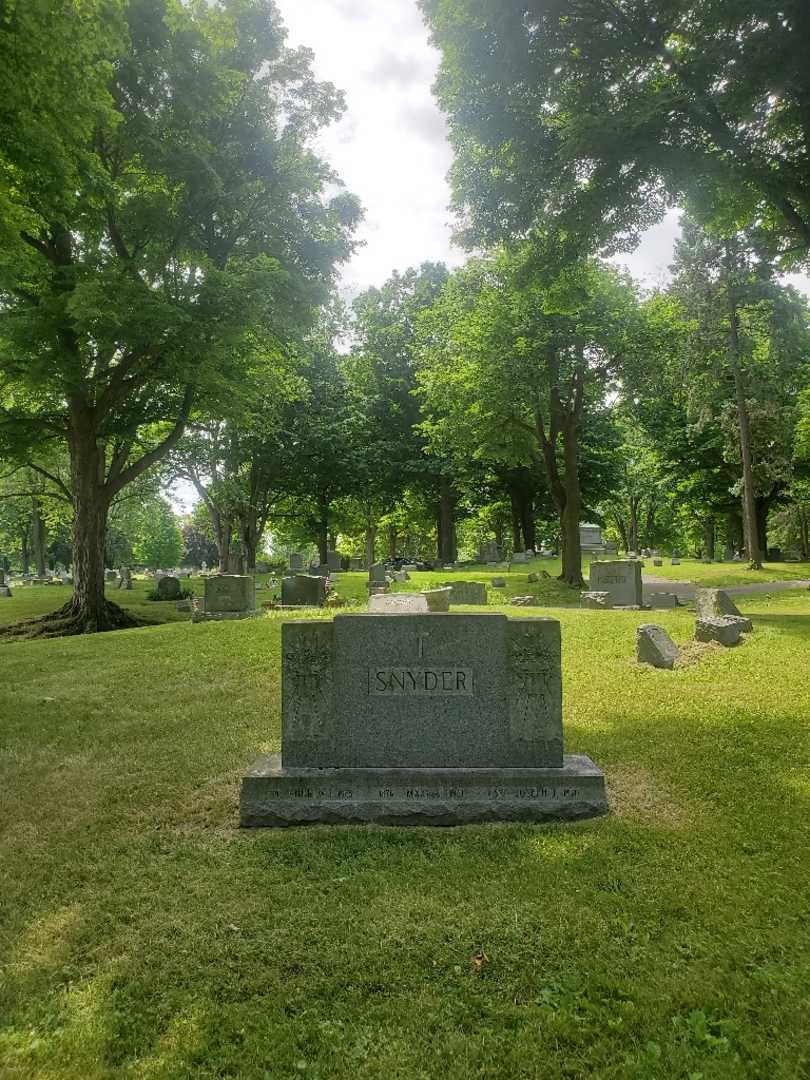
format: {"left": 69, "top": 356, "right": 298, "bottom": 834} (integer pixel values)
{"left": 637, "top": 590, "right": 754, "bottom": 669}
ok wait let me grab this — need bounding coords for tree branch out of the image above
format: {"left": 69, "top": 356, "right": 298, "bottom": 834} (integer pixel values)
{"left": 105, "top": 386, "right": 194, "bottom": 499}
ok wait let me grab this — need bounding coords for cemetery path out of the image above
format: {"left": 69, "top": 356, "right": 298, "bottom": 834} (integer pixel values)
{"left": 642, "top": 575, "right": 810, "bottom": 601}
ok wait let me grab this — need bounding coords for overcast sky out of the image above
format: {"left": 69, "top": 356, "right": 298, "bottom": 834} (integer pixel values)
{"left": 277, "top": 0, "right": 810, "bottom": 300}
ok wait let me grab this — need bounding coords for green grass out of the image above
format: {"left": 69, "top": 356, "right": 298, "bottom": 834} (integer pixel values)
{"left": 636, "top": 557, "right": 810, "bottom": 587}
{"left": 1, "top": 590, "right": 809, "bottom": 1077}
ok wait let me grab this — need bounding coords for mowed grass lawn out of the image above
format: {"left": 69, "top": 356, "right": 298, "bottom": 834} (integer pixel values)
{"left": 1, "top": 587, "right": 810, "bottom": 1078}
{"left": 631, "top": 557, "right": 810, "bottom": 587}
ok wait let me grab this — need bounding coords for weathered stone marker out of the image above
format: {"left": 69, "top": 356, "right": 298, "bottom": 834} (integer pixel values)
{"left": 368, "top": 592, "right": 428, "bottom": 613}
{"left": 157, "top": 575, "right": 181, "bottom": 601}
{"left": 442, "top": 580, "right": 487, "bottom": 605}
{"left": 588, "top": 559, "right": 643, "bottom": 607}
{"left": 240, "top": 613, "right": 607, "bottom": 826}
{"left": 281, "top": 574, "right": 326, "bottom": 608}
{"left": 637, "top": 624, "right": 679, "bottom": 669}
{"left": 193, "top": 574, "right": 258, "bottom": 622}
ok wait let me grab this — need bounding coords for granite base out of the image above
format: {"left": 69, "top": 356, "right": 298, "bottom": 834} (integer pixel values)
{"left": 240, "top": 753, "right": 608, "bottom": 827}
{"left": 191, "top": 610, "right": 262, "bottom": 623}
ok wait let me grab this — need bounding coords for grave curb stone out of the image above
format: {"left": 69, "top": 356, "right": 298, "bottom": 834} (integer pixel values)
{"left": 695, "top": 616, "right": 743, "bottom": 647}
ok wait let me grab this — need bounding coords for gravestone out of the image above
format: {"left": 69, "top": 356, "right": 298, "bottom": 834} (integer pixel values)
{"left": 637, "top": 625, "right": 679, "bottom": 670}
{"left": 695, "top": 588, "right": 744, "bottom": 621}
{"left": 350, "top": 557, "right": 365, "bottom": 571}
{"left": 368, "top": 563, "right": 387, "bottom": 586}
{"left": 402, "top": 564, "right": 418, "bottom": 573}
{"left": 117, "top": 567, "right": 133, "bottom": 591}
{"left": 327, "top": 550, "right": 342, "bottom": 572}
{"left": 422, "top": 587, "right": 452, "bottom": 612}
{"left": 509, "top": 596, "right": 539, "bottom": 606}
{"left": 527, "top": 573, "right": 539, "bottom": 584}
{"left": 0, "top": 570, "right": 10, "bottom": 598}
{"left": 368, "top": 593, "right": 429, "bottom": 613}
{"left": 511, "top": 552, "right": 529, "bottom": 565}
{"left": 491, "top": 577, "right": 506, "bottom": 588}
{"left": 240, "top": 613, "right": 607, "bottom": 826}
{"left": 391, "top": 570, "right": 410, "bottom": 583}
{"left": 695, "top": 617, "right": 743, "bottom": 647}
{"left": 647, "top": 592, "right": 679, "bottom": 610}
{"left": 478, "top": 540, "right": 501, "bottom": 564}
{"left": 587, "top": 560, "right": 643, "bottom": 607}
{"left": 289, "top": 552, "right": 303, "bottom": 571}
{"left": 193, "top": 574, "right": 258, "bottom": 622}
{"left": 653, "top": 558, "right": 663, "bottom": 567}
{"left": 156, "top": 575, "right": 181, "bottom": 601}
{"left": 671, "top": 557, "right": 680, "bottom": 566}
{"left": 311, "top": 564, "right": 331, "bottom": 577}
{"left": 581, "top": 591, "right": 612, "bottom": 609}
{"left": 442, "top": 580, "right": 487, "bottom": 605}
{"left": 281, "top": 574, "right": 326, "bottom": 608}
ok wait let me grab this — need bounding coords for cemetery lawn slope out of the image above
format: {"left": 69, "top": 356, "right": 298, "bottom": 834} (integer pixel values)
{"left": 640, "top": 557, "right": 810, "bottom": 587}
{"left": 1, "top": 596, "right": 809, "bottom": 1078}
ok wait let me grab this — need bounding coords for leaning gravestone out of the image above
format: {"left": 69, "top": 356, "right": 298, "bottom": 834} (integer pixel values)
{"left": 281, "top": 574, "right": 326, "bottom": 608}
{"left": 695, "top": 588, "right": 744, "bottom": 620}
{"left": 156, "top": 575, "right": 181, "bottom": 601}
{"left": 637, "top": 625, "right": 679, "bottom": 669}
{"left": 193, "top": 574, "right": 258, "bottom": 622}
{"left": 240, "top": 613, "right": 607, "bottom": 826}
{"left": 442, "top": 580, "right": 487, "bottom": 605}
{"left": 588, "top": 560, "right": 643, "bottom": 607}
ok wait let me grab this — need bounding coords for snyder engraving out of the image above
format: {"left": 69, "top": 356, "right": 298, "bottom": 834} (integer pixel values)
{"left": 369, "top": 667, "right": 474, "bottom": 695}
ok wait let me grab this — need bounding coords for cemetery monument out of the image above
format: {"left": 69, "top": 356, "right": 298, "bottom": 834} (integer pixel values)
{"left": 240, "top": 612, "right": 608, "bottom": 826}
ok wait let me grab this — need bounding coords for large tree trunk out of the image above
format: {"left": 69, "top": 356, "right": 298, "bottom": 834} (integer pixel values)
{"left": 558, "top": 422, "right": 583, "bottom": 587}
{"left": 240, "top": 505, "right": 259, "bottom": 573}
{"left": 364, "top": 525, "right": 376, "bottom": 568}
{"left": 436, "top": 488, "right": 457, "bottom": 564}
{"left": 31, "top": 498, "right": 48, "bottom": 577}
{"left": 799, "top": 510, "right": 809, "bottom": 560}
{"left": 727, "top": 280, "right": 762, "bottom": 569}
{"left": 20, "top": 525, "right": 31, "bottom": 576}
{"left": 387, "top": 525, "right": 398, "bottom": 560}
{"left": 316, "top": 499, "right": 329, "bottom": 565}
{"left": 521, "top": 496, "right": 536, "bottom": 552}
{"left": 510, "top": 491, "right": 522, "bottom": 550}
{"left": 62, "top": 410, "right": 134, "bottom": 632}
{"left": 702, "top": 517, "right": 715, "bottom": 560}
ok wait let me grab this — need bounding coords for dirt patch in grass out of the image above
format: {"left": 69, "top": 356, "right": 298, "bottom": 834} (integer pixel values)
{"left": 606, "top": 763, "right": 688, "bottom": 828}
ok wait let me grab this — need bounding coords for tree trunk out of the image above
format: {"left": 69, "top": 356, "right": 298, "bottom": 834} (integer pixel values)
{"left": 66, "top": 413, "right": 113, "bottom": 630}
{"left": 31, "top": 498, "right": 48, "bottom": 577}
{"left": 436, "top": 488, "right": 456, "bottom": 564}
{"left": 387, "top": 525, "right": 398, "bottom": 560}
{"left": 558, "top": 422, "right": 583, "bottom": 587}
{"left": 799, "top": 510, "right": 809, "bottom": 560}
{"left": 520, "top": 493, "right": 536, "bottom": 551}
{"left": 510, "top": 491, "right": 522, "bottom": 551}
{"left": 754, "top": 496, "right": 769, "bottom": 559}
{"left": 628, "top": 496, "right": 639, "bottom": 553}
{"left": 217, "top": 517, "right": 233, "bottom": 574}
{"left": 240, "top": 505, "right": 258, "bottom": 573}
{"left": 20, "top": 525, "right": 31, "bottom": 576}
{"left": 316, "top": 500, "right": 329, "bottom": 565}
{"left": 364, "top": 525, "right": 376, "bottom": 568}
{"left": 702, "top": 518, "right": 715, "bottom": 560}
{"left": 728, "top": 283, "right": 762, "bottom": 569}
